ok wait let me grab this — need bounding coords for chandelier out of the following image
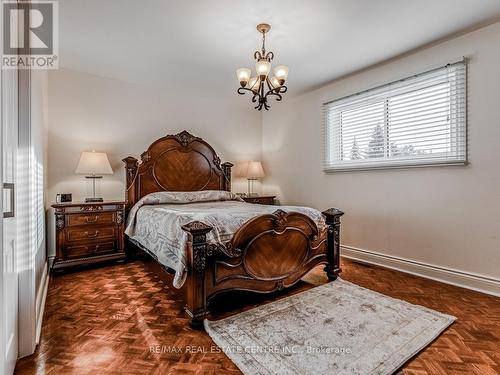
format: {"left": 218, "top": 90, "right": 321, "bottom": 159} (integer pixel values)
{"left": 236, "top": 23, "right": 289, "bottom": 111}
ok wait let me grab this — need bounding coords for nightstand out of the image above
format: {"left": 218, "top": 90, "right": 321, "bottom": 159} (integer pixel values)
{"left": 241, "top": 195, "right": 276, "bottom": 205}
{"left": 51, "top": 201, "right": 126, "bottom": 271}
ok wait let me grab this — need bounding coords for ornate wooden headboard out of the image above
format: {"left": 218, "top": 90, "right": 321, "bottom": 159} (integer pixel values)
{"left": 122, "top": 131, "right": 233, "bottom": 212}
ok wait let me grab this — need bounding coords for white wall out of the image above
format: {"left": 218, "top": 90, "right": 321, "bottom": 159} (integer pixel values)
{"left": 263, "top": 22, "right": 500, "bottom": 281}
{"left": 47, "top": 69, "right": 262, "bottom": 256}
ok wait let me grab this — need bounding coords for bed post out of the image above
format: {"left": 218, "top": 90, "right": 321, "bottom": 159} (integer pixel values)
{"left": 221, "top": 162, "right": 233, "bottom": 192}
{"left": 181, "top": 221, "right": 213, "bottom": 329}
{"left": 122, "top": 156, "right": 138, "bottom": 213}
{"left": 322, "top": 208, "right": 344, "bottom": 281}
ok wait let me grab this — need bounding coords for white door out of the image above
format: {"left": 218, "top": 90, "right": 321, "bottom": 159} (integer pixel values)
{"left": 1, "top": 2, "right": 20, "bottom": 373}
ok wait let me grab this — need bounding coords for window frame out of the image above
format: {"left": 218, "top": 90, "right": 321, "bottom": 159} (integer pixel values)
{"left": 322, "top": 61, "right": 467, "bottom": 172}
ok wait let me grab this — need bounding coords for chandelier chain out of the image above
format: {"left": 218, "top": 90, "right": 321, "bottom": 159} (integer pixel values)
{"left": 261, "top": 32, "right": 266, "bottom": 56}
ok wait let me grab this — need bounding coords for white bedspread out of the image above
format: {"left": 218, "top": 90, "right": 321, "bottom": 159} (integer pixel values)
{"left": 125, "top": 191, "right": 325, "bottom": 288}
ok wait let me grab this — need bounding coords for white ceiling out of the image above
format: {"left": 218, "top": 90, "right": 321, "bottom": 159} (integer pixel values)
{"left": 60, "top": 0, "right": 500, "bottom": 96}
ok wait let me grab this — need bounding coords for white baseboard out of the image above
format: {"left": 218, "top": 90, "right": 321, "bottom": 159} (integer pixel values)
{"left": 35, "top": 262, "right": 49, "bottom": 344}
{"left": 341, "top": 245, "right": 500, "bottom": 297}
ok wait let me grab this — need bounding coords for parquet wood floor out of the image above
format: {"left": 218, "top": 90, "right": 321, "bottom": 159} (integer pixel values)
{"left": 15, "top": 258, "right": 500, "bottom": 375}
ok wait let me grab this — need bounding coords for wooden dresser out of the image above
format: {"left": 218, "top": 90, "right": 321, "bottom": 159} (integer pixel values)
{"left": 241, "top": 195, "right": 276, "bottom": 205}
{"left": 51, "top": 201, "right": 126, "bottom": 271}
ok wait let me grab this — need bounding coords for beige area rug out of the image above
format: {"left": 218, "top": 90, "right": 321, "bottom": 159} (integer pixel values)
{"left": 205, "top": 279, "right": 455, "bottom": 375}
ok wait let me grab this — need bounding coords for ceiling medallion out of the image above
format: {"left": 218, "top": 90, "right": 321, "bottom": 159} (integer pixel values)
{"left": 236, "top": 23, "right": 289, "bottom": 111}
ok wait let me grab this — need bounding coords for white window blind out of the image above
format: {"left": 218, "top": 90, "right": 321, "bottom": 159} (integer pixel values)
{"left": 322, "top": 61, "right": 466, "bottom": 171}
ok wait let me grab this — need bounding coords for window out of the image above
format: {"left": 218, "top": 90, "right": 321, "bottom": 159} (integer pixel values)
{"left": 323, "top": 61, "right": 466, "bottom": 171}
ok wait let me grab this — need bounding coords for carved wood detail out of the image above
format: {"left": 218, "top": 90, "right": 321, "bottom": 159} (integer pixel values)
{"left": 55, "top": 214, "right": 65, "bottom": 231}
{"left": 207, "top": 242, "right": 241, "bottom": 258}
{"left": 173, "top": 130, "right": 202, "bottom": 147}
{"left": 181, "top": 220, "right": 213, "bottom": 327}
{"left": 221, "top": 162, "right": 233, "bottom": 192}
{"left": 80, "top": 205, "right": 103, "bottom": 212}
{"left": 209, "top": 209, "right": 322, "bottom": 286}
{"left": 116, "top": 210, "right": 124, "bottom": 225}
{"left": 122, "top": 131, "right": 233, "bottom": 212}
{"left": 322, "top": 208, "right": 345, "bottom": 280}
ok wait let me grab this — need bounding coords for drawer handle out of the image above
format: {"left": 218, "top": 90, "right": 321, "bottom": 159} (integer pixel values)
{"left": 83, "top": 244, "right": 99, "bottom": 251}
{"left": 86, "top": 231, "right": 99, "bottom": 238}
{"left": 85, "top": 216, "right": 99, "bottom": 223}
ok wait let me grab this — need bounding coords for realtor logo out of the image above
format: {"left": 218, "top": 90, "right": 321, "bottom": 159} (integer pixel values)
{"left": 2, "top": 0, "right": 58, "bottom": 69}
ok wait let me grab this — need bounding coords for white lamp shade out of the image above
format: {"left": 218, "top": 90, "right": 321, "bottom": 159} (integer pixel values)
{"left": 237, "top": 161, "right": 265, "bottom": 179}
{"left": 248, "top": 77, "right": 260, "bottom": 92}
{"left": 270, "top": 76, "right": 281, "bottom": 88}
{"left": 75, "top": 151, "right": 113, "bottom": 175}
{"left": 273, "top": 65, "right": 289, "bottom": 81}
{"left": 236, "top": 68, "right": 251, "bottom": 84}
{"left": 255, "top": 59, "right": 271, "bottom": 77}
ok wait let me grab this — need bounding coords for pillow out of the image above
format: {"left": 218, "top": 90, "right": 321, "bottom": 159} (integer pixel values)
{"left": 139, "top": 190, "right": 243, "bottom": 205}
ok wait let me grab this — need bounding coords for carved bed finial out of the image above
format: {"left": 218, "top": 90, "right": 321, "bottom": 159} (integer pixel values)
{"left": 122, "top": 156, "right": 138, "bottom": 188}
{"left": 322, "top": 208, "right": 344, "bottom": 225}
{"left": 172, "top": 130, "right": 202, "bottom": 147}
{"left": 221, "top": 162, "right": 233, "bottom": 192}
{"left": 181, "top": 221, "right": 213, "bottom": 233}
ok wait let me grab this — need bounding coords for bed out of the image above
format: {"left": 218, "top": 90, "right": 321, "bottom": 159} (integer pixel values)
{"left": 122, "top": 130, "right": 344, "bottom": 328}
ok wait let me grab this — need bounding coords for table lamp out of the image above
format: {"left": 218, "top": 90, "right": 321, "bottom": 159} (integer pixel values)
{"left": 75, "top": 151, "right": 113, "bottom": 202}
{"left": 239, "top": 161, "right": 265, "bottom": 196}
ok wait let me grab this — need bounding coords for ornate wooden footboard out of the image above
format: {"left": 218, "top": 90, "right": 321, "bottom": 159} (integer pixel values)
{"left": 123, "top": 130, "right": 344, "bottom": 328}
{"left": 181, "top": 208, "right": 344, "bottom": 328}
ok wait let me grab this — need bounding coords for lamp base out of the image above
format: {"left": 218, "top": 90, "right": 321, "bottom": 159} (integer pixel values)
{"left": 247, "top": 177, "right": 260, "bottom": 197}
{"left": 85, "top": 197, "right": 104, "bottom": 203}
{"left": 84, "top": 175, "right": 104, "bottom": 203}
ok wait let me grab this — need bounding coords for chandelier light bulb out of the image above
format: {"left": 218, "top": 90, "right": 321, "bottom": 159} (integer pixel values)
{"left": 255, "top": 59, "right": 272, "bottom": 78}
{"left": 248, "top": 77, "right": 260, "bottom": 92}
{"left": 273, "top": 65, "right": 289, "bottom": 85}
{"left": 271, "top": 76, "right": 281, "bottom": 89}
{"left": 236, "top": 68, "right": 251, "bottom": 87}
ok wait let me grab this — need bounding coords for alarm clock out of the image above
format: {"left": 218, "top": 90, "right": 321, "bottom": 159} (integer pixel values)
{"left": 56, "top": 193, "right": 72, "bottom": 203}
